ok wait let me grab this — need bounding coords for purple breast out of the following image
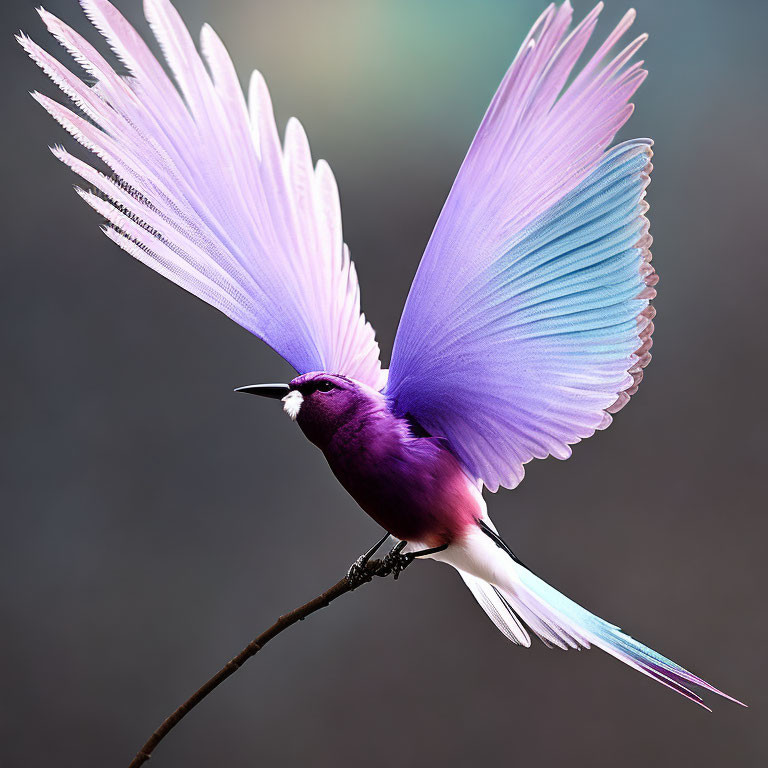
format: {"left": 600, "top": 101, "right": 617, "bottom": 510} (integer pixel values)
{"left": 323, "top": 410, "right": 481, "bottom": 546}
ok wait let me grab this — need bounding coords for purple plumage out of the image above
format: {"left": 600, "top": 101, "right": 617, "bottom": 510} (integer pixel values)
{"left": 289, "top": 373, "right": 482, "bottom": 547}
{"left": 21, "top": 0, "right": 743, "bottom": 709}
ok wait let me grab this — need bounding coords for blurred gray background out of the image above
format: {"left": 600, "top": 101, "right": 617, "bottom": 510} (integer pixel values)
{"left": 2, "top": 0, "right": 766, "bottom": 766}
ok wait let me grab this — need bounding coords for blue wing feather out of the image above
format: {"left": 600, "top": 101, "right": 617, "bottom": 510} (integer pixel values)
{"left": 388, "top": 139, "right": 656, "bottom": 491}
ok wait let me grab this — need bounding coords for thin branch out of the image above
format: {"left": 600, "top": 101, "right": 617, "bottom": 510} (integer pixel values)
{"left": 127, "top": 557, "right": 395, "bottom": 768}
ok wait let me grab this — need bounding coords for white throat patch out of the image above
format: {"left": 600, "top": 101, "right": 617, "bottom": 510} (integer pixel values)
{"left": 281, "top": 390, "right": 303, "bottom": 420}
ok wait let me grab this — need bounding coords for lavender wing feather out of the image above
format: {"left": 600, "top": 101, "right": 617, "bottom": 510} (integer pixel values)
{"left": 20, "top": 0, "right": 383, "bottom": 388}
{"left": 387, "top": 2, "right": 656, "bottom": 491}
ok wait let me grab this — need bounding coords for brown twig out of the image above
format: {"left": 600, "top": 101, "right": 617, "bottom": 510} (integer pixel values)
{"left": 127, "top": 557, "right": 394, "bottom": 768}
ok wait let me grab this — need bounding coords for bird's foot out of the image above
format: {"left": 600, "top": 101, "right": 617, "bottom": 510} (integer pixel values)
{"left": 346, "top": 555, "right": 374, "bottom": 588}
{"left": 346, "top": 537, "right": 449, "bottom": 585}
{"left": 346, "top": 532, "right": 391, "bottom": 588}
{"left": 380, "top": 541, "right": 450, "bottom": 579}
{"left": 381, "top": 540, "right": 415, "bottom": 580}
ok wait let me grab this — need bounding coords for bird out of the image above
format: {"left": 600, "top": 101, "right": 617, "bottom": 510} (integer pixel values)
{"left": 20, "top": 0, "right": 743, "bottom": 710}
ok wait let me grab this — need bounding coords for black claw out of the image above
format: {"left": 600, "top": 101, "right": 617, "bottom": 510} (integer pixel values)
{"left": 346, "top": 556, "right": 372, "bottom": 587}
{"left": 346, "top": 537, "right": 447, "bottom": 585}
{"left": 346, "top": 532, "right": 391, "bottom": 587}
{"left": 382, "top": 541, "right": 414, "bottom": 580}
{"left": 392, "top": 553, "right": 414, "bottom": 580}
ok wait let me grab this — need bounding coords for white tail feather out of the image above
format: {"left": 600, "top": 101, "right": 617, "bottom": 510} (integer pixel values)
{"left": 459, "top": 571, "right": 530, "bottom": 646}
{"left": 444, "top": 525, "right": 743, "bottom": 709}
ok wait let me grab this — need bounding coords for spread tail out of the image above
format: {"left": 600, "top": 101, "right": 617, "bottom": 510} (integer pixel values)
{"left": 450, "top": 526, "right": 744, "bottom": 710}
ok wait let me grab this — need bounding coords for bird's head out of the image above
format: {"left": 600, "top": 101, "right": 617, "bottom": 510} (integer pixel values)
{"left": 235, "top": 372, "right": 384, "bottom": 448}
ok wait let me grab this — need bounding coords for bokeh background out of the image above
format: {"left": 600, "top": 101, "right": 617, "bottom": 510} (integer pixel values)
{"left": 2, "top": 0, "right": 766, "bottom": 766}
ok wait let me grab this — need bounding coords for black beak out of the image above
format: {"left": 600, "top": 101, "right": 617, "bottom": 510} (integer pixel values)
{"left": 234, "top": 383, "right": 290, "bottom": 399}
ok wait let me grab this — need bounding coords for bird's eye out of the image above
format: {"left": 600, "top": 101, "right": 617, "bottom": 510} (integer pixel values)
{"left": 316, "top": 380, "right": 335, "bottom": 393}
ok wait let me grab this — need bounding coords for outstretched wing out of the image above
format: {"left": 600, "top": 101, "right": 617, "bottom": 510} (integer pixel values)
{"left": 20, "top": 0, "right": 383, "bottom": 388}
{"left": 387, "top": 2, "right": 655, "bottom": 491}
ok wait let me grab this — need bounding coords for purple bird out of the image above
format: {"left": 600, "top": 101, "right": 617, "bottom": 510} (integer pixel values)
{"left": 21, "top": 0, "right": 743, "bottom": 709}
